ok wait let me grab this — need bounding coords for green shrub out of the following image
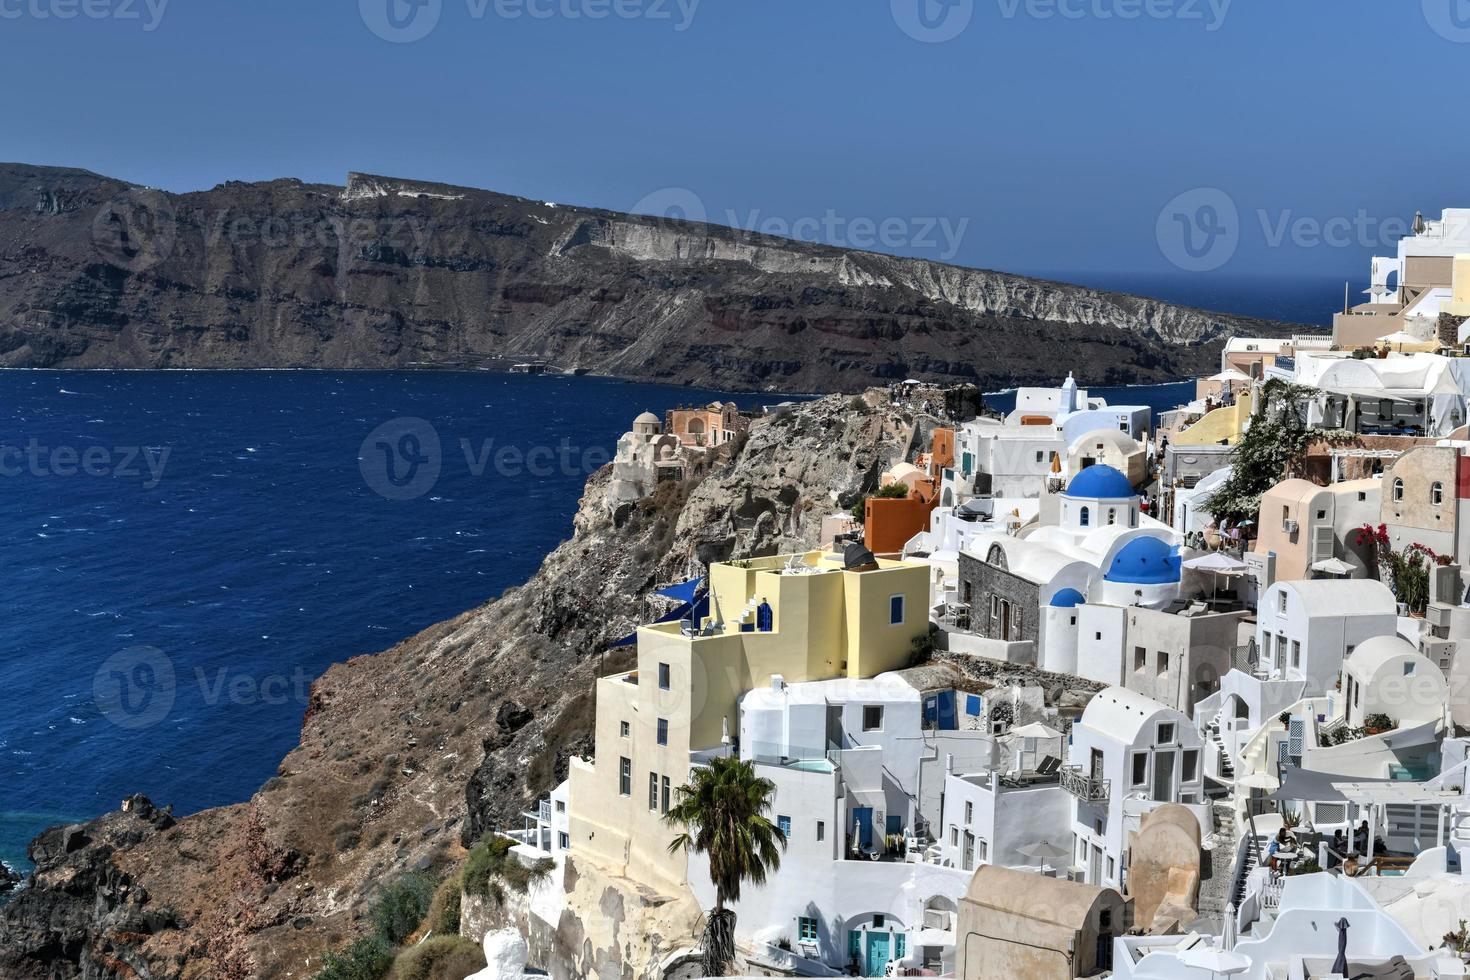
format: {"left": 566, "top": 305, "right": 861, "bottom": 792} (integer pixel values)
{"left": 314, "top": 935, "right": 393, "bottom": 980}
{"left": 427, "top": 873, "right": 462, "bottom": 936}
{"left": 873, "top": 482, "right": 910, "bottom": 499}
{"left": 462, "top": 837, "right": 554, "bottom": 899}
{"left": 371, "top": 873, "right": 436, "bottom": 945}
{"left": 390, "top": 936, "right": 487, "bottom": 980}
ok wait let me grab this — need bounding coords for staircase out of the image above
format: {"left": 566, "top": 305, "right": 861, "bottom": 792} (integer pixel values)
{"left": 1231, "top": 830, "right": 1269, "bottom": 910}
{"left": 1206, "top": 719, "right": 1236, "bottom": 781}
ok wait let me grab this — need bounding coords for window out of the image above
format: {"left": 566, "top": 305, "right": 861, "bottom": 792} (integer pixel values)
{"left": 657, "top": 718, "right": 669, "bottom": 746}
{"left": 889, "top": 595, "right": 905, "bottom": 625}
{"left": 894, "top": 933, "right": 907, "bottom": 961}
{"left": 1035, "top": 450, "right": 1044, "bottom": 463}
{"left": 778, "top": 815, "right": 792, "bottom": 837}
{"left": 873, "top": 914, "right": 885, "bottom": 929}
{"left": 555, "top": 800, "right": 565, "bottom": 812}
{"left": 1107, "top": 508, "right": 1116, "bottom": 526}
{"left": 661, "top": 776, "right": 670, "bottom": 814}
{"left": 863, "top": 705, "right": 884, "bottom": 731}
{"left": 1132, "top": 753, "right": 1148, "bottom": 786}
{"left": 1433, "top": 482, "right": 1445, "bottom": 506}
{"left": 1393, "top": 478, "right": 1405, "bottom": 502}
{"left": 965, "top": 694, "right": 982, "bottom": 716}
{"left": 951, "top": 825, "right": 958, "bottom": 846}
{"left": 1316, "top": 509, "right": 1326, "bottom": 520}
{"left": 964, "top": 801, "right": 973, "bottom": 823}
{"left": 817, "top": 821, "right": 825, "bottom": 842}
{"left": 1291, "top": 640, "right": 1301, "bottom": 669}
{"left": 658, "top": 662, "right": 671, "bottom": 690}
{"left": 1107, "top": 856, "right": 1116, "bottom": 881}
{"left": 1278, "top": 591, "right": 1287, "bottom": 614}
{"left": 1157, "top": 723, "right": 1175, "bottom": 744}
{"left": 558, "top": 832, "right": 570, "bottom": 850}
{"left": 649, "top": 773, "right": 659, "bottom": 810}
{"left": 849, "top": 931, "right": 862, "bottom": 961}
{"left": 620, "top": 721, "right": 630, "bottom": 738}
{"left": 1404, "top": 661, "right": 1416, "bottom": 676}
{"left": 798, "top": 917, "right": 818, "bottom": 943}
{"left": 1157, "top": 651, "right": 1169, "bottom": 676}
{"left": 619, "top": 758, "right": 631, "bottom": 796}
{"left": 1183, "top": 750, "right": 1199, "bottom": 782}
{"left": 1079, "top": 506, "right": 1091, "bottom": 527}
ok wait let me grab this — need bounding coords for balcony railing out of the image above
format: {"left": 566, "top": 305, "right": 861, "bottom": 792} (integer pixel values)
{"left": 1059, "top": 766, "right": 1110, "bottom": 804}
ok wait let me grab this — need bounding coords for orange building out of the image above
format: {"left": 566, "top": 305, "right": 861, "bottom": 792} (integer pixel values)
{"left": 664, "top": 402, "right": 748, "bottom": 448}
{"left": 864, "top": 428, "right": 955, "bottom": 556}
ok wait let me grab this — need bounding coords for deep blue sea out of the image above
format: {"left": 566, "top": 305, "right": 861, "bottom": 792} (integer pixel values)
{"left": 0, "top": 371, "right": 782, "bottom": 873}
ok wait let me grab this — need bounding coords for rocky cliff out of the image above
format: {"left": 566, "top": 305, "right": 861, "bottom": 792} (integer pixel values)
{"left": 0, "top": 387, "right": 975, "bottom": 979}
{"left": 0, "top": 163, "right": 1300, "bottom": 391}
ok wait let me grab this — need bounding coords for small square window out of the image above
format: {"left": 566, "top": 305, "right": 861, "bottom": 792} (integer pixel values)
{"left": 558, "top": 832, "right": 570, "bottom": 849}
{"left": 620, "top": 721, "right": 630, "bottom": 738}
{"left": 799, "top": 916, "right": 819, "bottom": 942}
{"left": 873, "top": 914, "right": 885, "bottom": 928}
{"left": 863, "top": 705, "right": 884, "bottom": 731}
{"left": 1404, "top": 662, "right": 1416, "bottom": 676}
{"left": 1158, "top": 723, "right": 1175, "bottom": 744}
{"left": 778, "top": 815, "right": 792, "bottom": 836}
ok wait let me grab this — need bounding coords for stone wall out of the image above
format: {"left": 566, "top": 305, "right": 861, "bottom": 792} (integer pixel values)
{"left": 957, "top": 552, "right": 1040, "bottom": 643}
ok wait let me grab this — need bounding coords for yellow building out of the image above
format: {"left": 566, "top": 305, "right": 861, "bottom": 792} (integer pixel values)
{"left": 567, "top": 551, "right": 931, "bottom": 892}
{"left": 1174, "top": 390, "right": 1253, "bottom": 447}
{"left": 1448, "top": 254, "right": 1470, "bottom": 318}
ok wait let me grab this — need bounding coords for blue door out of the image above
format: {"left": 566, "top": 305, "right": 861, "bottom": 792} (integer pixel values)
{"left": 865, "top": 932, "right": 890, "bottom": 976}
{"left": 853, "top": 807, "right": 874, "bottom": 848}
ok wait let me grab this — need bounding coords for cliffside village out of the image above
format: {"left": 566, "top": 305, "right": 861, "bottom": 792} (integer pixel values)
{"left": 501, "top": 213, "right": 1470, "bottom": 980}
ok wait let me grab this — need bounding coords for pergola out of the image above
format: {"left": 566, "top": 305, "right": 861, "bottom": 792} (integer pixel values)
{"left": 1269, "top": 765, "right": 1469, "bottom": 860}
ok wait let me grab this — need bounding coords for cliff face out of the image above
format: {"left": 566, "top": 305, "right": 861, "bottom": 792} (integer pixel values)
{"left": 0, "top": 388, "right": 952, "bottom": 979}
{"left": 0, "top": 163, "right": 1299, "bottom": 391}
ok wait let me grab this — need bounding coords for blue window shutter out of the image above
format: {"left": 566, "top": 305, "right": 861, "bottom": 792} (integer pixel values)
{"left": 966, "top": 694, "right": 982, "bottom": 716}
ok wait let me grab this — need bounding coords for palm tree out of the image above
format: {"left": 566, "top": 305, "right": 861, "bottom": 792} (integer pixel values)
{"left": 665, "top": 756, "right": 787, "bottom": 976}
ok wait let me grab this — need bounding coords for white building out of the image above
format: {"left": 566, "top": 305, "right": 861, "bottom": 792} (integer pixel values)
{"left": 1064, "top": 688, "right": 1208, "bottom": 892}
{"left": 1254, "top": 579, "right": 1399, "bottom": 694}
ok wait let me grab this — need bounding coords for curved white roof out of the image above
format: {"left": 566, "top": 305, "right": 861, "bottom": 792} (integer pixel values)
{"left": 1068, "top": 428, "right": 1142, "bottom": 456}
{"left": 1080, "top": 687, "right": 1180, "bottom": 744}
{"left": 1344, "top": 634, "right": 1423, "bottom": 680}
{"left": 1277, "top": 579, "right": 1396, "bottom": 618}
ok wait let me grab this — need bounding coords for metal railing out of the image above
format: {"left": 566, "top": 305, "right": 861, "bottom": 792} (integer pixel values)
{"left": 1059, "top": 766, "right": 1110, "bottom": 803}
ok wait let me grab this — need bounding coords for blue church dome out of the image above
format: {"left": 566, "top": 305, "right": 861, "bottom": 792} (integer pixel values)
{"left": 1105, "top": 537, "right": 1181, "bottom": 585}
{"left": 1064, "top": 464, "right": 1135, "bottom": 500}
{"left": 1049, "top": 587, "right": 1086, "bottom": 608}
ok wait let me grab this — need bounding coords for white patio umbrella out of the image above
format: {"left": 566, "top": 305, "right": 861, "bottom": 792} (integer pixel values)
{"left": 1378, "top": 330, "right": 1429, "bottom": 351}
{"left": 1183, "top": 551, "right": 1248, "bottom": 604}
{"left": 1311, "top": 556, "right": 1355, "bottom": 577}
{"left": 1178, "top": 945, "right": 1251, "bottom": 978}
{"left": 1007, "top": 722, "right": 1063, "bottom": 740}
{"left": 1208, "top": 369, "right": 1251, "bottom": 383}
{"left": 1017, "top": 840, "right": 1072, "bottom": 876}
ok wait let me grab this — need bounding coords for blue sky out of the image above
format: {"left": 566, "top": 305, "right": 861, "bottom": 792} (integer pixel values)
{"left": 3, "top": 0, "right": 1468, "bottom": 311}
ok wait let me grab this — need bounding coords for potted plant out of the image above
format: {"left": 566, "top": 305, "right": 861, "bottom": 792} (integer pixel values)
{"left": 1363, "top": 713, "right": 1395, "bottom": 736}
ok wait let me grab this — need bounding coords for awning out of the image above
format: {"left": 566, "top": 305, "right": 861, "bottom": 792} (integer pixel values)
{"left": 655, "top": 577, "right": 704, "bottom": 604}
{"left": 1183, "top": 552, "right": 1248, "bottom": 574}
{"left": 1267, "top": 766, "right": 1396, "bottom": 804}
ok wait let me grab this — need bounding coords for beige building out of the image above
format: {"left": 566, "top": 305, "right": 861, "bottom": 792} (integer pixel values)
{"left": 1065, "top": 429, "right": 1146, "bottom": 488}
{"left": 956, "top": 865, "right": 1130, "bottom": 980}
{"left": 567, "top": 551, "right": 930, "bottom": 894}
{"left": 1332, "top": 209, "right": 1470, "bottom": 347}
{"left": 665, "top": 401, "right": 747, "bottom": 448}
{"left": 1250, "top": 478, "right": 1379, "bottom": 584}
{"left": 1380, "top": 444, "right": 1465, "bottom": 559}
